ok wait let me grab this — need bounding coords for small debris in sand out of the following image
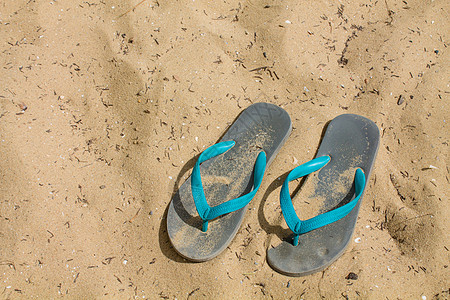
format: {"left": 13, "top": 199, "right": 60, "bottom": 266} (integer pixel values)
{"left": 397, "top": 95, "right": 405, "bottom": 105}
{"left": 422, "top": 165, "right": 438, "bottom": 170}
{"left": 345, "top": 272, "right": 358, "bottom": 280}
{"left": 19, "top": 102, "right": 27, "bottom": 111}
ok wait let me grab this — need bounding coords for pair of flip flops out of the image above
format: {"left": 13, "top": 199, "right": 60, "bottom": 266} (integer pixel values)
{"left": 167, "top": 103, "right": 379, "bottom": 276}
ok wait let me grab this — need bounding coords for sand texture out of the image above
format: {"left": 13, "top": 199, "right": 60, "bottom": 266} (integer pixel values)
{"left": 0, "top": 0, "right": 448, "bottom": 298}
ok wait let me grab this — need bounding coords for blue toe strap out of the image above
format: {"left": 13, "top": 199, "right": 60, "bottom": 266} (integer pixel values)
{"left": 191, "top": 141, "right": 267, "bottom": 232}
{"left": 280, "top": 156, "right": 366, "bottom": 246}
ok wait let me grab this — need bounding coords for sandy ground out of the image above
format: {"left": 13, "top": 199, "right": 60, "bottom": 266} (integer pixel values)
{"left": 1, "top": 0, "right": 449, "bottom": 298}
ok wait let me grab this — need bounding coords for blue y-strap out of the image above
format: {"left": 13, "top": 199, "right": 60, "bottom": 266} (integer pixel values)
{"left": 191, "top": 141, "right": 267, "bottom": 232}
{"left": 280, "top": 156, "right": 366, "bottom": 246}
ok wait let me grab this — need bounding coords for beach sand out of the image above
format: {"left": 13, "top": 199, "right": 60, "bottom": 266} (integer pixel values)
{"left": 0, "top": 0, "right": 448, "bottom": 298}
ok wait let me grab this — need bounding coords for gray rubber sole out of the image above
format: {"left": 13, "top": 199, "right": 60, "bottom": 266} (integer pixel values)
{"left": 267, "top": 114, "right": 379, "bottom": 276}
{"left": 167, "top": 103, "right": 292, "bottom": 262}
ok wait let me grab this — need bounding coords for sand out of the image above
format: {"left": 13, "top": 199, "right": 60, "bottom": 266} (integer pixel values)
{"left": 0, "top": 0, "right": 448, "bottom": 298}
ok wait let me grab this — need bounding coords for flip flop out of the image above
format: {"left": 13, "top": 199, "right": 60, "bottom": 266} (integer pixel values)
{"left": 167, "top": 103, "right": 292, "bottom": 262}
{"left": 267, "top": 114, "right": 379, "bottom": 276}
